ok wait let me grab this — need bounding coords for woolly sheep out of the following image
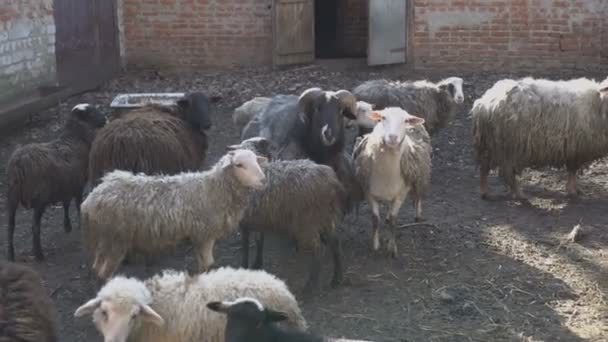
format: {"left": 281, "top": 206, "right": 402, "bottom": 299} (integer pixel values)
{"left": 233, "top": 96, "right": 272, "bottom": 133}
{"left": 228, "top": 138, "right": 348, "bottom": 295}
{"left": 74, "top": 267, "right": 307, "bottom": 342}
{"left": 472, "top": 76, "right": 608, "bottom": 199}
{"left": 80, "top": 149, "right": 267, "bottom": 280}
{"left": 207, "top": 297, "right": 372, "bottom": 342}
{"left": 0, "top": 260, "right": 58, "bottom": 342}
{"left": 6, "top": 104, "right": 106, "bottom": 261}
{"left": 353, "top": 76, "right": 464, "bottom": 136}
{"left": 353, "top": 108, "right": 431, "bottom": 257}
{"left": 88, "top": 92, "right": 217, "bottom": 186}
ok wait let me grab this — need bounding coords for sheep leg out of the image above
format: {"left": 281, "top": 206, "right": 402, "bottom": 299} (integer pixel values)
{"left": 326, "top": 232, "right": 343, "bottom": 287}
{"left": 480, "top": 162, "right": 490, "bottom": 200}
{"left": 196, "top": 239, "right": 216, "bottom": 273}
{"left": 412, "top": 188, "right": 424, "bottom": 222}
{"left": 252, "top": 232, "right": 265, "bottom": 270}
{"left": 96, "top": 254, "right": 124, "bottom": 281}
{"left": 240, "top": 227, "right": 250, "bottom": 268}
{"left": 62, "top": 200, "right": 72, "bottom": 233}
{"left": 370, "top": 200, "right": 381, "bottom": 252}
{"left": 504, "top": 167, "right": 526, "bottom": 200}
{"left": 7, "top": 204, "right": 17, "bottom": 261}
{"left": 566, "top": 169, "right": 578, "bottom": 197}
{"left": 386, "top": 198, "right": 404, "bottom": 258}
{"left": 303, "top": 245, "right": 322, "bottom": 296}
{"left": 31, "top": 207, "right": 45, "bottom": 261}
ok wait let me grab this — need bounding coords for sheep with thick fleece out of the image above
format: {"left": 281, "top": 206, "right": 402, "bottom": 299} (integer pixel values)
{"left": 229, "top": 138, "right": 348, "bottom": 295}
{"left": 472, "top": 76, "right": 608, "bottom": 199}
{"left": 353, "top": 77, "right": 464, "bottom": 136}
{"left": 74, "top": 267, "right": 307, "bottom": 342}
{"left": 80, "top": 149, "right": 267, "bottom": 280}
{"left": 353, "top": 108, "right": 431, "bottom": 257}
{"left": 233, "top": 96, "right": 272, "bottom": 133}
{"left": 6, "top": 104, "right": 106, "bottom": 261}
{"left": 207, "top": 297, "right": 372, "bottom": 342}
{"left": 0, "top": 260, "right": 58, "bottom": 342}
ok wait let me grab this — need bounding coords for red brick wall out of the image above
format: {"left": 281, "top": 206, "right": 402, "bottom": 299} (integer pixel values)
{"left": 337, "top": 0, "right": 367, "bottom": 57}
{"left": 121, "top": 0, "right": 273, "bottom": 69}
{"left": 413, "top": 0, "right": 608, "bottom": 70}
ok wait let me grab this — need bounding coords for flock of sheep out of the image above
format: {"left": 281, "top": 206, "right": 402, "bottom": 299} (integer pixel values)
{"left": 2, "top": 71, "right": 608, "bottom": 342}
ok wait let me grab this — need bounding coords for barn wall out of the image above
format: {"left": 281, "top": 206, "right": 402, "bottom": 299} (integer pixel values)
{"left": 0, "top": 0, "right": 56, "bottom": 104}
{"left": 412, "top": 0, "right": 608, "bottom": 70}
{"left": 121, "top": 0, "right": 273, "bottom": 69}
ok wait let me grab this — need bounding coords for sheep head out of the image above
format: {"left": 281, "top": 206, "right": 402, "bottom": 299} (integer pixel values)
{"left": 298, "top": 88, "right": 357, "bottom": 147}
{"left": 220, "top": 149, "right": 267, "bottom": 190}
{"left": 177, "top": 92, "right": 217, "bottom": 132}
{"left": 72, "top": 103, "right": 107, "bottom": 128}
{"left": 369, "top": 107, "right": 425, "bottom": 149}
{"left": 74, "top": 277, "right": 164, "bottom": 342}
{"left": 438, "top": 77, "right": 465, "bottom": 104}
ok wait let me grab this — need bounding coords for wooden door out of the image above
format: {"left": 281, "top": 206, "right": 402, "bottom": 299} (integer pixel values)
{"left": 368, "top": 0, "right": 407, "bottom": 66}
{"left": 273, "top": 0, "right": 315, "bottom": 66}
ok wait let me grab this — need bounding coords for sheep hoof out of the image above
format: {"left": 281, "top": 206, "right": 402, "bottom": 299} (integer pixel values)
{"left": 480, "top": 192, "right": 489, "bottom": 200}
{"left": 414, "top": 217, "right": 425, "bottom": 223}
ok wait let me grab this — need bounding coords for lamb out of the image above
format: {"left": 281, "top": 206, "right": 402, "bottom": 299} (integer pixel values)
{"left": 240, "top": 88, "right": 361, "bottom": 209}
{"left": 353, "top": 76, "right": 465, "bottom": 136}
{"left": 472, "top": 76, "right": 608, "bottom": 199}
{"left": 88, "top": 92, "right": 217, "bottom": 186}
{"left": 228, "top": 138, "right": 348, "bottom": 295}
{"left": 353, "top": 107, "right": 431, "bottom": 257}
{"left": 0, "top": 260, "right": 58, "bottom": 342}
{"left": 74, "top": 267, "right": 307, "bottom": 342}
{"left": 80, "top": 149, "right": 267, "bottom": 280}
{"left": 6, "top": 104, "right": 106, "bottom": 261}
{"left": 207, "top": 297, "right": 372, "bottom": 342}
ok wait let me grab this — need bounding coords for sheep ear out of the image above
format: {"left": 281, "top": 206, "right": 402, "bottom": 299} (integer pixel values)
{"left": 206, "top": 301, "right": 229, "bottom": 313}
{"left": 600, "top": 86, "right": 608, "bottom": 93}
{"left": 368, "top": 111, "right": 382, "bottom": 122}
{"left": 221, "top": 152, "right": 235, "bottom": 169}
{"left": 141, "top": 304, "right": 165, "bottom": 327}
{"left": 74, "top": 298, "right": 102, "bottom": 317}
{"left": 405, "top": 115, "right": 425, "bottom": 126}
{"left": 265, "top": 309, "right": 288, "bottom": 323}
{"left": 256, "top": 156, "right": 268, "bottom": 165}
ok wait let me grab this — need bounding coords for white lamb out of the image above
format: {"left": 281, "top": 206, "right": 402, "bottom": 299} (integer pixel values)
{"left": 74, "top": 267, "right": 307, "bottom": 342}
{"left": 353, "top": 107, "right": 432, "bottom": 257}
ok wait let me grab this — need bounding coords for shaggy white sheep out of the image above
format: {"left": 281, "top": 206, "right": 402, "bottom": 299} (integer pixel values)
{"left": 353, "top": 107, "right": 432, "bottom": 257}
{"left": 80, "top": 149, "right": 267, "bottom": 280}
{"left": 472, "top": 76, "right": 608, "bottom": 199}
{"left": 74, "top": 267, "right": 307, "bottom": 342}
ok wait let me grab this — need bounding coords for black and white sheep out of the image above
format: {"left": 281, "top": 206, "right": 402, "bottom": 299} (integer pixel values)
{"left": 75, "top": 267, "right": 307, "bottom": 342}
{"left": 472, "top": 76, "right": 608, "bottom": 199}
{"left": 240, "top": 88, "right": 361, "bottom": 210}
{"left": 88, "top": 92, "right": 217, "bottom": 186}
{"left": 353, "top": 108, "right": 432, "bottom": 257}
{"left": 228, "top": 138, "right": 348, "bottom": 295}
{"left": 80, "top": 149, "right": 267, "bottom": 280}
{"left": 207, "top": 297, "right": 371, "bottom": 342}
{"left": 353, "top": 76, "right": 464, "bottom": 136}
{"left": 6, "top": 104, "right": 106, "bottom": 261}
{"left": 0, "top": 260, "right": 58, "bottom": 342}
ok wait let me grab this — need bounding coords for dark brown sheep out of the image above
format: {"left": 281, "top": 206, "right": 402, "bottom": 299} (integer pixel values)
{"left": 88, "top": 92, "right": 217, "bottom": 186}
{"left": 6, "top": 104, "right": 106, "bottom": 261}
{"left": 0, "top": 260, "right": 58, "bottom": 342}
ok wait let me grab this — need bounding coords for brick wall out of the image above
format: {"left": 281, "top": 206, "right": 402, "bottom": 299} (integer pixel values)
{"left": 121, "top": 0, "right": 273, "bottom": 69}
{"left": 337, "top": 0, "right": 367, "bottom": 57}
{"left": 0, "top": 0, "right": 56, "bottom": 104}
{"left": 413, "top": 0, "right": 608, "bottom": 70}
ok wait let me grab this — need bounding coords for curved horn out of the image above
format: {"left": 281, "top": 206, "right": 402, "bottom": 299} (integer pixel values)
{"left": 333, "top": 90, "right": 357, "bottom": 119}
{"left": 298, "top": 87, "right": 325, "bottom": 118}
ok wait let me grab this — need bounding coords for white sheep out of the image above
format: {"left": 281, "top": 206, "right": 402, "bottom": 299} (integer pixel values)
{"left": 80, "top": 149, "right": 267, "bottom": 280}
{"left": 207, "top": 297, "right": 372, "bottom": 342}
{"left": 353, "top": 76, "right": 465, "bottom": 136}
{"left": 472, "top": 76, "right": 608, "bottom": 199}
{"left": 74, "top": 267, "right": 307, "bottom": 342}
{"left": 353, "top": 107, "right": 432, "bottom": 257}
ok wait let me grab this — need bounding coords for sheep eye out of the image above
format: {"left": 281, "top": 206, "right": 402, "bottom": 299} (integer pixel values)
{"left": 101, "top": 310, "right": 108, "bottom": 320}
{"left": 235, "top": 163, "right": 244, "bottom": 168}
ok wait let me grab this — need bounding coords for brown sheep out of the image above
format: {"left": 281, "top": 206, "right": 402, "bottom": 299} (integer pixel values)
{"left": 0, "top": 260, "right": 58, "bottom": 342}
{"left": 88, "top": 92, "right": 218, "bottom": 186}
{"left": 6, "top": 104, "right": 107, "bottom": 261}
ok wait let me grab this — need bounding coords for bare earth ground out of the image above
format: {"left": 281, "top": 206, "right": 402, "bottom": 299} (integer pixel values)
{"left": 0, "top": 64, "right": 607, "bottom": 342}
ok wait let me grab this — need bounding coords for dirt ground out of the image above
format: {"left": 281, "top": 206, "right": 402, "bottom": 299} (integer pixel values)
{"left": 1, "top": 64, "right": 607, "bottom": 342}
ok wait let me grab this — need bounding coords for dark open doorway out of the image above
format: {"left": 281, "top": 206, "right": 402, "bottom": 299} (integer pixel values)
{"left": 315, "top": 0, "right": 339, "bottom": 58}
{"left": 315, "top": 0, "right": 368, "bottom": 59}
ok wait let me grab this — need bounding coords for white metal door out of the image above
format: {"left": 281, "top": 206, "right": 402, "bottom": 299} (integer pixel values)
{"left": 368, "top": 0, "right": 407, "bottom": 66}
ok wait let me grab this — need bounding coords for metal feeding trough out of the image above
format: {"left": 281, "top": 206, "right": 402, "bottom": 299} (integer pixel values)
{"left": 110, "top": 93, "right": 185, "bottom": 109}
